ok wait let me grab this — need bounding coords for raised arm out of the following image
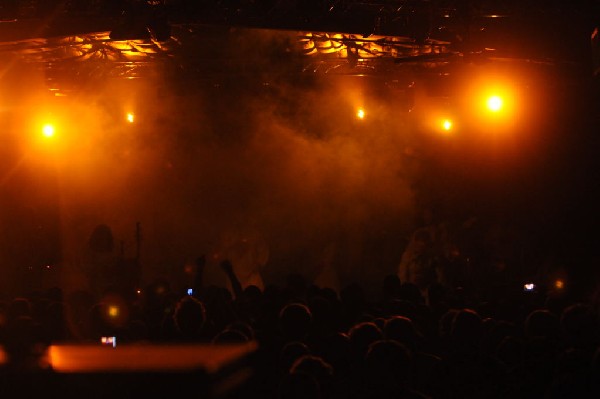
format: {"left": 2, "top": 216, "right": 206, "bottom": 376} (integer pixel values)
{"left": 220, "top": 259, "right": 243, "bottom": 300}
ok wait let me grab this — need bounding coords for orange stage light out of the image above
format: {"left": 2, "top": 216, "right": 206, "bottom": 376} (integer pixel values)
{"left": 442, "top": 119, "right": 453, "bottom": 131}
{"left": 108, "top": 305, "right": 120, "bottom": 318}
{"left": 554, "top": 279, "right": 564, "bottom": 290}
{"left": 356, "top": 108, "right": 365, "bottom": 120}
{"left": 42, "top": 124, "right": 55, "bottom": 137}
{"left": 486, "top": 95, "right": 503, "bottom": 112}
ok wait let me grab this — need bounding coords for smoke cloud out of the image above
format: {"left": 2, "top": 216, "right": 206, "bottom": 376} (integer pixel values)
{"left": 0, "top": 27, "right": 421, "bottom": 296}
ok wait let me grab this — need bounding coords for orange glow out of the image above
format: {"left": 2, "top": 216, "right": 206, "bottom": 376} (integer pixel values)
{"left": 126, "top": 112, "right": 134, "bottom": 123}
{"left": 108, "top": 305, "right": 120, "bottom": 318}
{"left": 47, "top": 342, "right": 258, "bottom": 373}
{"left": 0, "top": 347, "right": 6, "bottom": 365}
{"left": 458, "top": 71, "right": 525, "bottom": 135}
{"left": 554, "top": 279, "right": 564, "bottom": 290}
{"left": 184, "top": 263, "right": 194, "bottom": 274}
{"left": 486, "top": 95, "right": 503, "bottom": 112}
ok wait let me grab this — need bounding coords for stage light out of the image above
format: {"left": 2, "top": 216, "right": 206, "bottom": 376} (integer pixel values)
{"left": 442, "top": 119, "right": 453, "bottom": 131}
{"left": 126, "top": 112, "right": 135, "bottom": 123}
{"left": 486, "top": 95, "right": 503, "bottom": 112}
{"left": 554, "top": 279, "right": 564, "bottom": 290}
{"left": 42, "top": 123, "right": 55, "bottom": 138}
{"left": 356, "top": 107, "right": 365, "bottom": 120}
{"left": 108, "top": 305, "right": 120, "bottom": 319}
{"left": 459, "top": 73, "right": 524, "bottom": 133}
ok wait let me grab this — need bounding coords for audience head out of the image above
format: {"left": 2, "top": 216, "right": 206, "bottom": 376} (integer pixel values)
{"left": 364, "top": 339, "right": 414, "bottom": 396}
{"left": 348, "top": 321, "right": 383, "bottom": 361}
{"left": 172, "top": 295, "right": 207, "bottom": 340}
{"left": 225, "top": 321, "right": 255, "bottom": 341}
{"left": 451, "top": 308, "right": 482, "bottom": 342}
{"left": 383, "top": 315, "right": 421, "bottom": 353}
{"left": 308, "top": 295, "right": 335, "bottom": 333}
{"left": 289, "top": 354, "right": 334, "bottom": 398}
{"left": 560, "top": 303, "right": 599, "bottom": 350}
{"left": 524, "top": 309, "right": 561, "bottom": 340}
{"left": 315, "top": 332, "right": 351, "bottom": 373}
{"left": 212, "top": 328, "right": 249, "bottom": 344}
{"left": 280, "top": 341, "right": 311, "bottom": 372}
{"left": 278, "top": 371, "right": 321, "bottom": 399}
{"left": 242, "top": 285, "right": 263, "bottom": 302}
{"left": 278, "top": 302, "right": 312, "bottom": 342}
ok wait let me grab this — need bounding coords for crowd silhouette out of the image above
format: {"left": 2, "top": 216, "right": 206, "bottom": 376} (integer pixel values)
{"left": 0, "top": 219, "right": 599, "bottom": 399}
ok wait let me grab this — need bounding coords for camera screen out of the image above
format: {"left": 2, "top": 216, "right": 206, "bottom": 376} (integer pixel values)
{"left": 523, "top": 283, "right": 535, "bottom": 291}
{"left": 101, "top": 336, "right": 117, "bottom": 347}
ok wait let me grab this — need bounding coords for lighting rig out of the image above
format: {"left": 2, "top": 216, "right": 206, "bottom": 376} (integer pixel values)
{"left": 0, "top": 1, "right": 597, "bottom": 136}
